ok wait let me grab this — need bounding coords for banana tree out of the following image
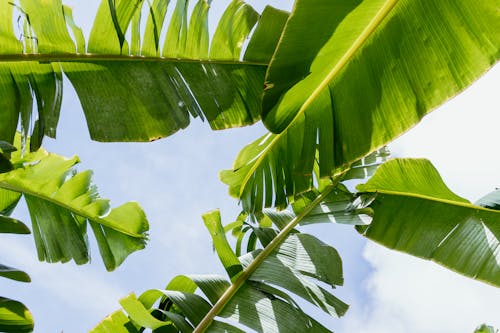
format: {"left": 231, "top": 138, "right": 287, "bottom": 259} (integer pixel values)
{"left": 0, "top": 0, "right": 499, "bottom": 332}
{"left": 90, "top": 0, "right": 497, "bottom": 331}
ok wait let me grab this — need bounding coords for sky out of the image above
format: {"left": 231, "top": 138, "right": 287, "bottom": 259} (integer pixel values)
{"left": 0, "top": 1, "right": 499, "bottom": 332}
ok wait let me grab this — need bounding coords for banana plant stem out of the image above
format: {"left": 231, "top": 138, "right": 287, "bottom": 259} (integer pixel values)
{"left": 193, "top": 181, "right": 340, "bottom": 332}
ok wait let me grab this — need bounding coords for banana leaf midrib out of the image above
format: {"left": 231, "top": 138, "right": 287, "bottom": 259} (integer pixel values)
{"left": 361, "top": 189, "right": 500, "bottom": 214}
{"left": 267, "top": 0, "right": 399, "bottom": 133}
{"left": 0, "top": 53, "right": 268, "bottom": 66}
{"left": 0, "top": 180, "right": 145, "bottom": 238}
{"left": 193, "top": 183, "right": 337, "bottom": 333}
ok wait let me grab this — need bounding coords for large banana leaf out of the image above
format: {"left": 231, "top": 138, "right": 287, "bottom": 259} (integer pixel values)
{"left": 0, "top": 1, "right": 287, "bottom": 146}
{"left": 0, "top": 138, "right": 149, "bottom": 271}
{"left": 222, "top": 0, "right": 500, "bottom": 213}
{"left": 91, "top": 207, "right": 347, "bottom": 332}
{"left": 354, "top": 158, "right": 500, "bottom": 286}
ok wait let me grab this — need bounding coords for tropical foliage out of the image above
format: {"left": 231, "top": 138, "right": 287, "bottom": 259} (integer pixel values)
{"left": 92, "top": 210, "right": 348, "bottom": 333}
{"left": 221, "top": 0, "right": 500, "bottom": 213}
{"left": 91, "top": 150, "right": 388, "bottom": 332}
{"left": 0, "top": 0, "right": 498, "bottom": 332}
{"left": 0, "top": 0, "right": 288, "bottom": 146}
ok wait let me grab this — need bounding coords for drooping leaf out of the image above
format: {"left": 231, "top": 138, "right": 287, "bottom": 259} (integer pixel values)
{"left": 0, "top": 0, "right": 286, "bottom": 146}
{"left": 0, "top": 297, "right": 34, "bottom": 333}
{"left": 355, "top": 158, "right": 500, "bottom": 286}
{"left": 0, "top": 264, "right": 30, "bottom": 283}
{"left": 92, "top": 209, "right": 347, "bottom": 332}
{"left": 0, "top": 216, "right": 30, "bottom": 234}
{"left": 222, "top": 0, "right": 500, "bottom": 213}
{"left": 220, "top": 135, "right": 389, "bottom": 214}
{"left": 0, "top": 138, "right": 149, "bottom": 271}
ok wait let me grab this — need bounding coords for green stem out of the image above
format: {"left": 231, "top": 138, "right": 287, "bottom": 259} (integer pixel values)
{"left": 193, "top": 182, "right": 339, "bottom": 333}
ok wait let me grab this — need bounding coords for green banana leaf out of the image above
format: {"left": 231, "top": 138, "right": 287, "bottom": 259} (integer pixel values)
{"left": 0, "top": 298, "right": 34, "bottom": 333}
{"left": 222, "top": 0, "right": 500, "bottom": 213}
{"left": 355, "top": 158, "right": 500, "bottom": 286}
{"left": 0, "top": 0, "right": 287, "bottom": 146}
{"left": 0, "top": 138, "right": 149, "bottom": 271}
{"left": 0, "top": 264, "right": 30, "bottom": 283}
{"left": 91, "top": 209, "right": 347, "bottom": 332}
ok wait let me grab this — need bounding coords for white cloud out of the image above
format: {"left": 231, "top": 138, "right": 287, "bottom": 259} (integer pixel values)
{"left": 0, "top": 237, "right": 125, "bottom": 315}
{"left": 342, "top": 242, "right": 500, "bottom": 333}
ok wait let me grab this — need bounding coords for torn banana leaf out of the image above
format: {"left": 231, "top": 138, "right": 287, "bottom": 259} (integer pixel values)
{"left": 0, "top": 1, "right": 288, "bottom": 145}
{"left": 0, "top": 139, "right": 149, "bottom": 271}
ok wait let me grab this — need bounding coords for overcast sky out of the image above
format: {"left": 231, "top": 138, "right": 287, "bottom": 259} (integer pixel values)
{"left": 0, "top": 1, "right": 499, "bottom": 332}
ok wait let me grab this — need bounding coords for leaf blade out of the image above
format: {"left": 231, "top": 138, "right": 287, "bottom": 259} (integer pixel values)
{"left": 356, "top": 158, "right": 500, "bottom": 286}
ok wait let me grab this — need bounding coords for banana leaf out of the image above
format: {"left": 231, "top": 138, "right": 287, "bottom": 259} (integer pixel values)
{"left": 0, "top": 137, "right": 149, "bottom": 271}
{"left": 0, "top": 1, "right": 287, "bottom": 146}
{"left": 355, "top": 158, "right": 500, "bottom": 287}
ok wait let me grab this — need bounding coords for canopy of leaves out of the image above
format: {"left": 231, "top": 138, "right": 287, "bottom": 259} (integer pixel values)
{"left": 221, "top": 0, "right": 500, "bottom": 213}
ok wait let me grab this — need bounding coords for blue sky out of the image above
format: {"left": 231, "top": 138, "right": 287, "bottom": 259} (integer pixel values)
{"left": 0, "top": 1, "right": 499, "bottom": 332}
